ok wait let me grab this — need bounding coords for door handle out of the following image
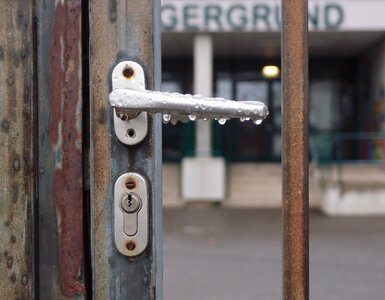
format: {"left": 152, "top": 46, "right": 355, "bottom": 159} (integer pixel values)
{"left": 110, "top": 61, "right": 269, "bottom": 257}
{"left": 109, "top": 61, "right": 269, "bottom": 145}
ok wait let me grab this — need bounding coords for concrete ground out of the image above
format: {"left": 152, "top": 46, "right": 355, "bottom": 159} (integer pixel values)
{"left": 163, "top": 208, "right": 385, "bottom": 300}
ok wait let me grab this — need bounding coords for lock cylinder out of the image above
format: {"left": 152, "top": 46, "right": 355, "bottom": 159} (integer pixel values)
{"left": 114, "top": 173, "right": 148, "bottom": 256}
{"left": 120, "top": 193, "right": 142, "bottom": 214}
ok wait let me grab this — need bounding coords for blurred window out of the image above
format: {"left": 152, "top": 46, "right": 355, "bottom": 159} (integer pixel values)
{"left": 162, "top": 58, "right": 357, "bottom": 162}
{"left": 161, "top": 60, "right": 193, "bottom": 161}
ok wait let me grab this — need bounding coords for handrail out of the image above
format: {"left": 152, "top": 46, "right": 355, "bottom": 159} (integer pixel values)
{"left": 310, "top": 131, "right": 385, "bottom": 165}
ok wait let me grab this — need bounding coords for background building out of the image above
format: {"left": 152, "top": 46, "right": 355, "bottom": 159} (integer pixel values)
{"left": 160, "top": 0, "right": 385, "bottom": 215}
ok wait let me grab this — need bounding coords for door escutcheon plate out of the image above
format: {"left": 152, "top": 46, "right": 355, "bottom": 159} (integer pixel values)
{"left": 112, "top": 61, "right": 148, "bottom": 145}
{"left": 114, "top": 172, "right": 148, "bottom": 256}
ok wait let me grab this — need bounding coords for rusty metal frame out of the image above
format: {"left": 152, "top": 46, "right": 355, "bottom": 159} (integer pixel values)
{"left": 281, "top": 0, "right": 309, "bottom": 299}
{"left": 1, "top": 0, "right": 88, "bottom": 298}
{"left": 2, "top": 0, "right": 163, "bottom": 298}
{"left": 0, "top": 1, "right": 35, "bottom": 298}
{"left": 36, "top": 0, "right": 86, "bottom": 298}
{"left": 89, "top": 0, "right": 163, "bottom": 299}
{"left": 1, "top": 0, "right": 309, "bottom": 298}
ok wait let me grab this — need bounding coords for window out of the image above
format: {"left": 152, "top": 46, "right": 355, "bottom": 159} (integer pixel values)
{"left": 162, "top": 58, "right": 357, "bottom": 162}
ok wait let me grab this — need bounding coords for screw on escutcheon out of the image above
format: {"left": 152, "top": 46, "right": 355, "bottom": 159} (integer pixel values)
{"left": 126, "top": 178, "right": 136, "bottom": 189}
{"left": 122, "top": 66, "right": 134, "bottom": 78}
{"left": 126, "top": 240, "right": 136, "bottom": 251}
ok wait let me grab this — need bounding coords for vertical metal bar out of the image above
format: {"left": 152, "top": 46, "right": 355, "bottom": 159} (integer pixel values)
{"left": 36, "top": 1, "right": 86, "bottom": 297}
{"left": 0, "top": 1, "right": 34, "bottom": 298}
{"left": 281, "top": 0, "right": 309, "bottom": 299}
{"left": 89, "top": 0, "right": 162, "bottom": 299}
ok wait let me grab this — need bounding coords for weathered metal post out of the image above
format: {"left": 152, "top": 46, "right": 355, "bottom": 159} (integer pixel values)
{"left": 36, "top": 1, "right": 86, "bottom": 297}
{"left": 2, "top": 0, "right": 164, "bottom": 298}
{"left": 0, "top": 2, "right": 35, "bottom": 298}
{"left": 89, "top": 1, "right": 163, "bottom": 299}
{"left": 281, "top": 0, "right": 309, "bottom": 299}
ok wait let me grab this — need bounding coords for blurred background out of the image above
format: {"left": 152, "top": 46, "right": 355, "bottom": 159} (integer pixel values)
{"left": 159, "top": 0, "right": 385, "bottom": 299}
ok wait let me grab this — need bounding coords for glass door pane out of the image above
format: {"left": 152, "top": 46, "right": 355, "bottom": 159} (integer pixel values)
{"left": 230, "top": 80, "right": 270, "bottom": 161}
{"left": 272, "top": 81, "right": 282, "bottom": 159}
{"left": 161, "top": 80, "right": 184, "bottom": 161}
{"left": 310, "top": 80, "right": 339, "bottom": 131}
{"left": 237, "top": 81, "right": 268, "bottom": 104}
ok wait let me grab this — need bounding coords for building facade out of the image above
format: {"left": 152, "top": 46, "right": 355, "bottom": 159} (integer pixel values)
{"left": 160, "top": 0, "right": 385, "bottom": 214}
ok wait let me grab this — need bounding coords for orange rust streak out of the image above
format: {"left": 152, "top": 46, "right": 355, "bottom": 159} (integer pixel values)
{"left": 50, "top": 0, "right": 85, "bottom": 296}
{"left": 282, "top": 0, "right": 309, "bottom": 299}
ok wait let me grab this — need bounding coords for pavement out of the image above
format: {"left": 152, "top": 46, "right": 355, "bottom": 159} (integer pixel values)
{"left": 163, "top": 207, "right": 385, "bottom": 300}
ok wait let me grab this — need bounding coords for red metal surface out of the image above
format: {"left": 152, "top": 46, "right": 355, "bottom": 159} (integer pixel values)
{"left": 50, "top": 0, "right": 85, "bottom": 296}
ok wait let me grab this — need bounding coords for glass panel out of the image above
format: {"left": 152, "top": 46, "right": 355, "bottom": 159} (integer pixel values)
{"left": 272, "top": 133, "right": 282, "bottom": 159}
{"left": 161, "top": 81, "right": 182, "bottom": 93}
{"left": 236, "top": 81, "right": 268, "bottom": 104}
{"left": 310, "top": 80, "right": 339, "bottom": 131}
{"left": 230, "top": 80, "right": 270, "bottom": 160}
{"left": 213, "top": 72, "right": 233, "bottom": 157}
{"left": 162, "top": 80, "right": 183, "bottom": 161}
{"left": 272, "top": 81, "right": 282, "bottom": 128}
{"left": 216, "top": 72, "right": 233, "bottom": 99}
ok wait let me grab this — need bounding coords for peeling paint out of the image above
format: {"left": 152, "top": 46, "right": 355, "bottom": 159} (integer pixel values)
{"left": 50, "top": 0, "right": 85, "bottom": 296}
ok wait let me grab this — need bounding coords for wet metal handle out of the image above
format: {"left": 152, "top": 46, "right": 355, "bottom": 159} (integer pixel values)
{"left": 109, "top": 61, "right": 269, "bottom": 145}
{"left": 110, "top": 88, "right": 269, "bottom": 125}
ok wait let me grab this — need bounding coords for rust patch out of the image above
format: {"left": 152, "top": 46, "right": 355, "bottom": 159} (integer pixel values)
{"left": 125, "top": 177, "right": 136, "bottom": 190}
{"left": 282, "top": 0, "right": 309, "bottom": 299}
{"left": 50, "top": 0, "right": 85, "bottom": 296}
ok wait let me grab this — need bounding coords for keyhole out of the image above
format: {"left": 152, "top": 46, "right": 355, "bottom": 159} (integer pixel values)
{"left": 127, "top": 194, "right": 133, "bottom": 207}
{"left": 120, "top": 192, "right": 141, "bottom": 214}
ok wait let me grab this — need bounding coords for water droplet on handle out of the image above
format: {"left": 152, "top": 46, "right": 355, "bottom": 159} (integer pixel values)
{"left": 218, "top": 118, "right": 227, "bottom": 125}
{"left": 163, "top": 114, "right": 171, "bottom": 124}
{"left": 254, "top": 119, "right": 263, "bottom": 125}
{"left": 189, "top": 114, "right": 197, "bottom": 121}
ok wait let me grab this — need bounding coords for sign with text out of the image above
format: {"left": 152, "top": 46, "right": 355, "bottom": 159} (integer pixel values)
{"left": 161, "top": 0, "right": 385, "bottom": 32}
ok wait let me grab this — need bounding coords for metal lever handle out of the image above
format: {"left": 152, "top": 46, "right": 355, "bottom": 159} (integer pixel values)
{"left": 110, "top": 88, "right": 269, "bottom": 125}
{"left": 109, "top": 61, "right": 269, "bottom": 145}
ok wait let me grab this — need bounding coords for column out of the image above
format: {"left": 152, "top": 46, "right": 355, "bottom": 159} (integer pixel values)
{"left": 181, "top": 34, "right": 226, "bottom": 202}
{"left": 194, "top": 34, "right": 213, "bottom": 156}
